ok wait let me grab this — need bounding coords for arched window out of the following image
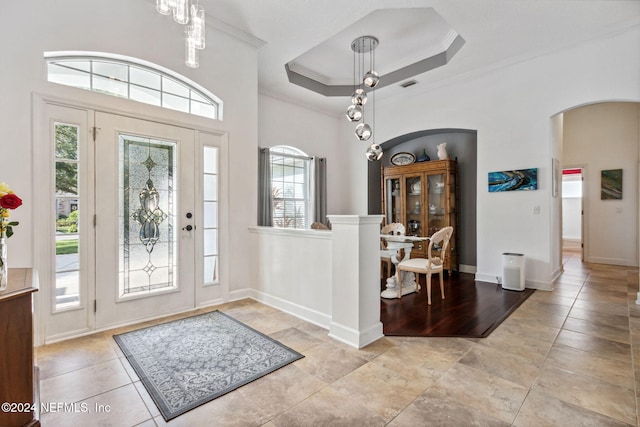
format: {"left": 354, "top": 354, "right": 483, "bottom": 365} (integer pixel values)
{"left": 270, "top": 146, "right": 313, "bottom": 229}
{"left": 44, "top": 51, "right": 223, "bottom": 120}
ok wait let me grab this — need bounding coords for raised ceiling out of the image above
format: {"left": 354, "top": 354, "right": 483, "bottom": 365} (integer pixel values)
{"left": 284, "top": 8, "right": 464, "bottom": 97}
{"left": 200, "top": 0, "right": 640, "bottom": 115}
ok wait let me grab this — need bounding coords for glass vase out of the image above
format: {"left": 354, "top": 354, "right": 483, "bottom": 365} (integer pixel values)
{"left": 0, "top": 238, "right": 6, "bottom": 291}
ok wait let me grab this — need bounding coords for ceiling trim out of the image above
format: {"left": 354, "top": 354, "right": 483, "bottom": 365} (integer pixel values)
{"left": 285, "top": 34, "right": 465, "bottom": 97}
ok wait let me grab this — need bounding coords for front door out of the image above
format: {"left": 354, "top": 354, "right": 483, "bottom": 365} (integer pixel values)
{"left": 93, "top": 112, "right": 196, "bottom": 329}
{"left": 39, "top": 102, "right": 223, "bottom": 343}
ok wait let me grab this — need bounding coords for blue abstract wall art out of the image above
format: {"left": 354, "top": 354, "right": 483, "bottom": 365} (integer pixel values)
{"left": 488, "top": 168, "right": 538, "bottom": 192}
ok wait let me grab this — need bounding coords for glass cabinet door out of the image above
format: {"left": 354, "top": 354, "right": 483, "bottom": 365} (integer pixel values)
{"left": 405, "top": 175, "right": 423, "bottom": 236}
{"left": 427, "top": 172, "right": 446, "bottom": 236}
{"left": 385, "top": 177, "right": 401, "bottom": 224}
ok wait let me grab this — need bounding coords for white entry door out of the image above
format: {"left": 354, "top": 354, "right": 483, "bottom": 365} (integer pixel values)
{"left": 38, "top": 101, "right": 224, "bottom": 343}
{"left": 94, "top": 112, "right": 197, "bottom": 329}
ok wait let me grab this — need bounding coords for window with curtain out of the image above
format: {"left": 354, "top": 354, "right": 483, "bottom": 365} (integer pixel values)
{"left": 270, "top": 146, "right": 312, "bottom": 229}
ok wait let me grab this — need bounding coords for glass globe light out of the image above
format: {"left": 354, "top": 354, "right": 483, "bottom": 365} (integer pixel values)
{"left": 351, "top": 88, "right": 367, "bottom": 106}
{"left": 366, "top": 144, "right": 383, "bottom": 161}
{"left": 364, "top": 70, "right": 379, "bottom": 88}
{"left": 355, "top": 123, "right": 372, "bottom": 141}
{"left": 346, "top": 104, "right": 363, "bottom": 122}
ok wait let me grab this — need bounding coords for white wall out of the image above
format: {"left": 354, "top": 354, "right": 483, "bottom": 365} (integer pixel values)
{"left": 258, "top": 94, "right": 350, "bottom": 215}
{"left": 345, "top": 24, "right": 640, "bottom": 289}
{"left": 564, "top": 103, "right": 639, "bottom": 266}
{"left": 248, "top": 227, "right": 332, "bottom": 327}
{"left": 0, "top": 0, "right": 260, "bottom": 294}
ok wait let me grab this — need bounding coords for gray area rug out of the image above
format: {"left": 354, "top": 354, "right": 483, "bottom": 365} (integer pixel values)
{"left": 113, "top": 310, "right": 304, "bottom": 421}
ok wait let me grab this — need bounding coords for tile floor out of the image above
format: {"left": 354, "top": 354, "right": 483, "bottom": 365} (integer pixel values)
{"left": 36, "top": 248, "right": 640, "bottom": 426}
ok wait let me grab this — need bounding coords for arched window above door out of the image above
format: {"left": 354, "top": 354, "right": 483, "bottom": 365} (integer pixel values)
{"left": 44, "top": 51, "right": 223, "bottom": 120}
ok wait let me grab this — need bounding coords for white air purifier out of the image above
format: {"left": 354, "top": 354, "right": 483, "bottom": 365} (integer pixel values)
{"left": 502, "top": 253, "right": 525, "bottom": 291}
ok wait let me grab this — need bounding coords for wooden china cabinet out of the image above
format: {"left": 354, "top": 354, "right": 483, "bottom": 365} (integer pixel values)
{"left": 382, "top": 159, "right": 459, "bottom": 272}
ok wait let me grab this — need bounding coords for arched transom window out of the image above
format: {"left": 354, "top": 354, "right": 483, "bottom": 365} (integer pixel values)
{"left": 45, "top": 51, "right": 223, "bottom": 120}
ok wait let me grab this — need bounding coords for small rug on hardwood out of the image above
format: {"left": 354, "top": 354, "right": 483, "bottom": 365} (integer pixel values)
{"left": 113, "top": 310, "right": 304, "bottom": 421}
{"left": 381, "top": 273, "right": 535, "bottom": 338}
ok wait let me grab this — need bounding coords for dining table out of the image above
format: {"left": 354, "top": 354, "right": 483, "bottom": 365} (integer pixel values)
{"left": 380, "top": 234, "right": 429, "bottom": 299}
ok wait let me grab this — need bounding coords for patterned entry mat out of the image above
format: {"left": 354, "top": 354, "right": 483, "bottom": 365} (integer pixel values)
{"left": 114, "top": 310, "right": 304, "bottom": 421}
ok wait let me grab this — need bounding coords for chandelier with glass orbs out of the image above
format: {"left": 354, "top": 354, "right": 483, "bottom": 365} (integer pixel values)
{"left": 347, "top": 36, "right": 382, "bottom": 162}
{"left": 156, "top": 0, "right": 206, "bottom": 68}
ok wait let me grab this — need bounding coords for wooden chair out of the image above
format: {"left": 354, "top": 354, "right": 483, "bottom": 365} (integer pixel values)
{"left": 395, "top": 226, "right": 453, "bottom": 304}
{"left": 380, "top": 223, "right": 405, "bottom": 278}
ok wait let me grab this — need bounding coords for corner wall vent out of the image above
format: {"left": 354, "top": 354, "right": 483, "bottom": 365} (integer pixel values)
{"left": 400, "top": 80, "right": 418, "bottom": 88}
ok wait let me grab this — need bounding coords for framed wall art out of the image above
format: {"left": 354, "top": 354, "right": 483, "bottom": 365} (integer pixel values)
{"left": 601, "top": 168, "right": 622, "bottom": 200}
{"left": 488, "top": 168, "right": 538, "bottom": 192}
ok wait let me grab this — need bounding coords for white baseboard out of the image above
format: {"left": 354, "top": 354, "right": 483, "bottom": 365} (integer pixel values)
{"left": 475, "top": 272, "right": 553, "bottom": 291}
{"left": 585, "top": 256, "right": 639, "bottom": 267}
{"left": 329, "top": 321, "right": 384, "bottom": 349}
{"left": 246, "top": 289, "right": 331, "bottom": 331}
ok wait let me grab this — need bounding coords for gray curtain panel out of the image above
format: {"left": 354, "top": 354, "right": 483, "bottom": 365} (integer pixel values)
{"left": 314, "top": 157, "right": 327, "bottom": 225}
{"left": 258, "top": 147, "right": 273, "bottom": 226}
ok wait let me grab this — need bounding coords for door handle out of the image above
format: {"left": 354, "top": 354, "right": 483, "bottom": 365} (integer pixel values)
{"left": 182, "top": 225, "right": 194, "bottom": 231}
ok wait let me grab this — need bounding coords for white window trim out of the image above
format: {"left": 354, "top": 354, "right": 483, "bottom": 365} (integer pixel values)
{"left": 270, "top": 145, "right": 314, "bottom": 229}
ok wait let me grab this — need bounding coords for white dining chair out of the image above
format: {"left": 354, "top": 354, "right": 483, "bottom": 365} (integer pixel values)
{"left": 395, "top": 226, "right": 453, "bottom": 304}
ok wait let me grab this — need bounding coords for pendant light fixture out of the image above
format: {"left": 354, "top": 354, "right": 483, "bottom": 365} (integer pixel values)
{"left": 346, "top": 36, "right": 383, "bottom": 161}
{"left": 155, "top": 0, "right": 206, "bottom": 68}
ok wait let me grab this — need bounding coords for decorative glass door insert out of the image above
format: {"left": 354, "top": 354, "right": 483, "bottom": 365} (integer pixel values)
{"left": 119, "top": 134, "right": 177, "bottom": 298}
{"left": 202, "top": 146, "right": 218, "bottom": 284}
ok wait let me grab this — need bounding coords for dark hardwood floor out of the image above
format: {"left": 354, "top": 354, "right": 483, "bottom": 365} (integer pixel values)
{"left": 380, "top": 272, "right": 535, "bottom": 338}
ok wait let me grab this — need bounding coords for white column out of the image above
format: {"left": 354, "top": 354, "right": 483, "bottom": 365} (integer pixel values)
{"left": 327, "top": 215, "right": 384, "bottom": 348}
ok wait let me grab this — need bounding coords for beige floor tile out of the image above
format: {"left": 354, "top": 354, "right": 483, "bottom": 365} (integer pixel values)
{"left": 532, "top": 365, "right": 636, "bottom": 425}
{"left": 40, "top": 358, "right": 132, "bottom": 408}
{"left": 36, "top": 334, "right": 120, "bottom": 379}
{"left": 572, "top": 298, "right": 630, "bottom": 317}
{"left": 497, "top": 317, "right": 561, "bottom": 343}
{"left": 545, "top": 345, "right": 634, "bottom": 389}
{"left": 132, "top": 381, "right": 161, "bottom": 419}
{"left": 40, "top": 384, "right": 152, "bottom": 427}
{"left": 295, "top": 340, "right": 369, "bottom": 383}
{"left": 153, "top": 389, "right": 267, "bottom": 427}
{"left": 388, "top": 388, "right": 510, "bottom": 427}
{"left": 370, "top": 342, "right": 461, "bottom": 384}
{"left": 269, "top": 326, "right": 325, "bottom": 353}
{"left": 562, "top": 316, "right": 630, "bottom": 345}
{"left": 569, "top": 306, "right": 630, "bottom": 328}
{"left": 431, "top": 363, "right": 528, "bottom": 424}
{"left": 238, "top": 363, "right": 327, "bottom": 421}
{"left": 331, "top": 362, "right": 430, "bottom": 421}
{"left": 241, "top": 310, "right": 305, "bottom": 335}
{"left": 514, "top": 299, "right": 572, "bottom": 318}
{"left": 459, "top": 342, "right": 542, "bottom": 388}
{"left": 554, "top": 330, "right": 632, "bottom": 363}
{"left": 528, "top": 291, "right": 576, "bottom": 306}
{"left": 270, "top": 386, "right": 386, "bottom": 427}
{"left": 507, "top": 308, "right": 567, "bottom": 329}
{"left": 514, "top": 389, "right": 632, "bottom": 427}
{"left": 31, "top": 258, "right": 640, "bottom": 427}
{"left": 481, "top": 327, "right": 554, "bottom": 363}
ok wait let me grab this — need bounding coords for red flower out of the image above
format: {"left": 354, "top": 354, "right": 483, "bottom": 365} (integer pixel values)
{"left": 0, "top": 193, "right": 22, "bottom": 210}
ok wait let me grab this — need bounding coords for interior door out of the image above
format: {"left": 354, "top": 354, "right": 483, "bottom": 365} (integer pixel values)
{"left": 94, "top": 112, "right": 196, "bottom": 329}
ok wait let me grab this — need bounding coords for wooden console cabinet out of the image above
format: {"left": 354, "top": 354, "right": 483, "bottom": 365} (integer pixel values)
{"left": 0, "top": 268, "right": 40, "bottom": 427}
{"left": 382, "top": 159, "right": 459, "bottom": 272}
